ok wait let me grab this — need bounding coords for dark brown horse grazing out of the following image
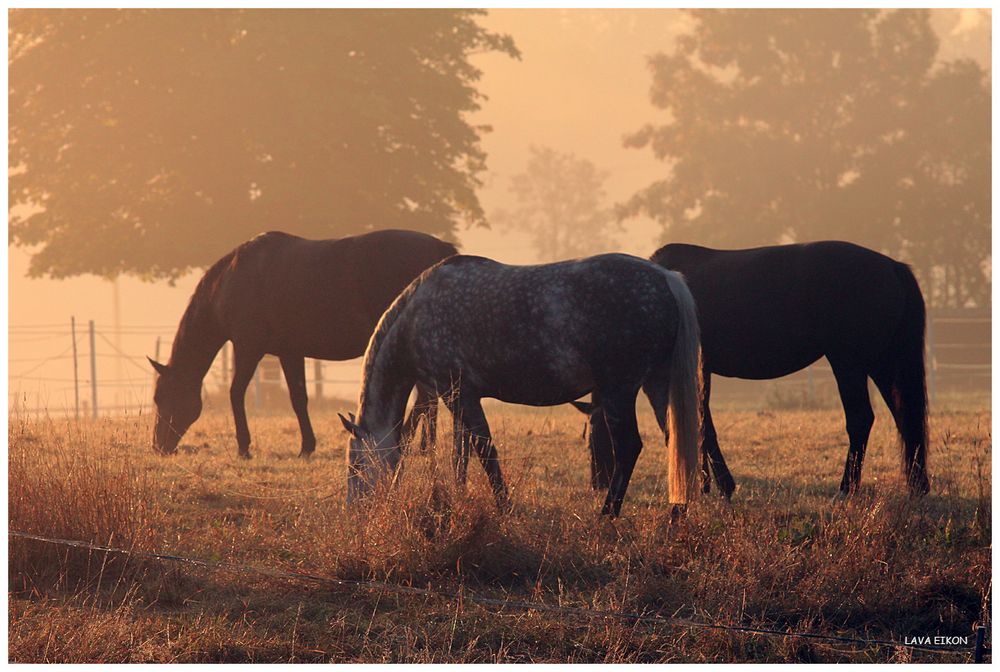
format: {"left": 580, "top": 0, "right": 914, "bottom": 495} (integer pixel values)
{"left": 148, "top": 229, "right": 456, "bottom": 459}
{"left": 339, "top": 253, "right": 703, "bottom": 517}
{"left": 583, "top": 241, "right": 930, "bottom": 498}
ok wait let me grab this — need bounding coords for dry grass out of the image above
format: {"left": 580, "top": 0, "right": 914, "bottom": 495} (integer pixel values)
{"left": 8, "top": 399, "right": 991, "bottom": 662}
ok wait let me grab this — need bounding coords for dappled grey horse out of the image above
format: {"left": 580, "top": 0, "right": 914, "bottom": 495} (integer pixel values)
{"left": 339, "top": 253, "right": 702, "bottom": 516}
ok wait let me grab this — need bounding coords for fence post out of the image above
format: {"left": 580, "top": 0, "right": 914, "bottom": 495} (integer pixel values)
{"left": 314, "top": 359, "right": 323, "bottom": 402}
{"left": 71, "top": 316, "right": 80, "bottom": 420}
{"left": 254, "top": 366, "right": 261, "bottom": 413}
{"left": 89, "top": 320, "right": 98, "bottom": 419}
{"left": 974, "top": 624, "right": 986, "bottom": 663}
{"left": 155, "top": 336, "right": 161, "bottom": 364}
{"left": 926, "top": 313, "right": 936, "bottom": 403}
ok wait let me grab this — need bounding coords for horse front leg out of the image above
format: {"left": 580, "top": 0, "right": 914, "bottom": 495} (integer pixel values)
{"left": 402, "top": 383, "right": 438, "bottom": 452}
{"left": 416, "top": 383, "right": 439, "bottom": 450}
{"left": 230, "top": 346, "right": 262, "bottom": 459}
{"left": 279, "top": 355, "right": 316, "bottom": 457}
{"left": 454, "top": 397, "right": 509, "bottom": 510}
{"left": 448, "top": 394, "right": 473, "bottom": 486}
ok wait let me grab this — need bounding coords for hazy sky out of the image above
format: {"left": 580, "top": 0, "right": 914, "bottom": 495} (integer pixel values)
{"left": 7, "top": 9, "right": 989, "bottom": 413}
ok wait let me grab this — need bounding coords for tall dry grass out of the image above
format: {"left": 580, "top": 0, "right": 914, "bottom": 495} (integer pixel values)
{"left": 9, "top": 412, "right": 161, "bottom": 594}
{"left": 7, "top": 404, "right": 992, "bottom": 662}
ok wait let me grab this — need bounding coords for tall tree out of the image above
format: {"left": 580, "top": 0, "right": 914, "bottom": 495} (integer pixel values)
{"left": 492, "top": 145, "right": 617, "bottom": 262}
{"left": 622, "top": 9, "right": 990, "bottom": 306}
{"left": 9, "top": 9, "right": 518, "bottom": 280}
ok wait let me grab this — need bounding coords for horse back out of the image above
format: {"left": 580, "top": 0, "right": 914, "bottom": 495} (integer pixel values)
{"left": 211, "top": 230, "right": 456, "bottom": 359}
{"left": 398, "top": 254, "right": 681, "bottom": 405}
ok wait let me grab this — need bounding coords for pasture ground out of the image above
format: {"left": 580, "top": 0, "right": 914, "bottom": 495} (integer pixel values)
{"left": 9, "top": 397, "right": 991, "bottom": 662}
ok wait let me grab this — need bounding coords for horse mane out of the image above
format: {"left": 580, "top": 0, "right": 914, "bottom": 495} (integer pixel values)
{"left": 168, "top": 248, "right": 237, "bottom": 367}
{"left": 359, "top": 255, "right": 462, "bottom": 394}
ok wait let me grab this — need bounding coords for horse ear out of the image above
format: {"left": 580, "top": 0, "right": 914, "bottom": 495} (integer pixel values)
{"left": 338, "top": 412, "right": 363, "bottom": 437}
{"left": 147, "top": 356, "right": 169, "bottom": 376}
{"left": 348, "top": 412, "right": 356, "bottom": 424}
{"left": 570, "top": 400, "right": 596, "bottom": 415}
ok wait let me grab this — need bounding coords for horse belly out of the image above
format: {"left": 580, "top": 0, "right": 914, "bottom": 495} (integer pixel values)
{"left": 702, "top": 324, "right": 823, "bottom": 380}
{"left": 488, "top": 374, "right": 594, "bottom": 407}
{"left": 443, "top": 347, "right": 594, "bottom": 407}
{"left": 708, "top": 348, "right": 822, "bottom": 380}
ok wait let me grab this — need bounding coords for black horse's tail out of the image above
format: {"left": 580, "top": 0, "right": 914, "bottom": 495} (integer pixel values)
{"left": 887, "top": 263, "right": 930, "bottom": 495}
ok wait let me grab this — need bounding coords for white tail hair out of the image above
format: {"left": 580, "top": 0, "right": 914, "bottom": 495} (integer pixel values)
{"left": 660, "top": 269, "right": 702, "bottom": 505}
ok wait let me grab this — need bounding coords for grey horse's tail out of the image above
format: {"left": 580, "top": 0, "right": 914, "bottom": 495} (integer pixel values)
{"left": 660, "top": 270, "right": 702, "bottom": 505}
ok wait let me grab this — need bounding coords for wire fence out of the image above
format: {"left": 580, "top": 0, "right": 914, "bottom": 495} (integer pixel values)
{"left": 9, "top": 308, "right": 991, "bottom": 418}
{"left": 9, "top": 319, "right": 365, "bottom": 419}
{"left": 8, "top": 530, "right": 989, "bottom": 662}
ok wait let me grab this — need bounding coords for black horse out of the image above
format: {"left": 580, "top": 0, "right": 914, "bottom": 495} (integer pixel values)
{"left": 338, "top": 253, "right": 702, "bottom": 516}
{"left": 148, "top": 229, "right": 456, "bottom": 458}
{"left": 583, "top": 241, "right": 929, "bottom": 498}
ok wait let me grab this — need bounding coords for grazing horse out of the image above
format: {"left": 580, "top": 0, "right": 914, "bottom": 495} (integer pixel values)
{"left": 583, "top": 240, "right": 930, "bottom": 498}
{"left": 338, "top": 253, "right": 702, "bottom": 516}
{"left": 148, "top": 229, "right": 456, "bottom": 458}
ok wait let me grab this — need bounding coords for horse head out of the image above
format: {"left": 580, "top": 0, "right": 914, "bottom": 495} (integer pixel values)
{"left": 149, "top": 357, "right": 203, "bottom": 455}
{"left": 339, "top": 412, "right": 402, "bottom": 506}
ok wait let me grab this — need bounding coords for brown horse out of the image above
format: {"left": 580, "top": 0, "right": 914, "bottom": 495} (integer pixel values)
{"left": 148, "top": 229, "right": 456, "bottom": 459}
{"left": 583, "top": 241, "right": 930, "bottom": 498}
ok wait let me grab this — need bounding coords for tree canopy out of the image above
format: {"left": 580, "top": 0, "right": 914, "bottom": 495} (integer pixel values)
{"left": 9, "top": 9, "right": 518, "bottom": 280}
{"left": 623, "top": 9, "right": 990, "bottom": 307}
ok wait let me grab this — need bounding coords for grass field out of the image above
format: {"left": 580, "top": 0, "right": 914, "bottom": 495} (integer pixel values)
{"left": 8, "top": 397, "right": 991, "bottom": 662}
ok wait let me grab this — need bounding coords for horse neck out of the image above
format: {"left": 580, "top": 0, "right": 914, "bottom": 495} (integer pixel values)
{"left": 168, "top": 296, "right": 227, "bottom": 382}
{"left": 358, "top": 332, "right": 416, "bottom": 434}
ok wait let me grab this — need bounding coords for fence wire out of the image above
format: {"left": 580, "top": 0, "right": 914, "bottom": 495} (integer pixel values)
{"left": 9, "top": 530, "right": 985, "bottom": 662}
{"left": 11, "top": 309, "right": 992, "bottom": 419}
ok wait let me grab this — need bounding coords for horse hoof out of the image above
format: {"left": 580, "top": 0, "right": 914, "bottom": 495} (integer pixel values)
{"left": 298, "top": 449, "right": 314, "bottom": 459}
{"left": 238, "top": 451, "right": 252, "bottom": 460}
{"left": 669, "top": 504, "right": 687, "bottom": 524}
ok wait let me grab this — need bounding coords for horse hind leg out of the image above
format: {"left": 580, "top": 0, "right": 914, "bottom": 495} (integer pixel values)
{"left": 279, "top": 355, "right": 316, "bottom": 457}
{"left": 700, "top": 373, "right": 736, "bottom": 499}
{"left": 831, "top": 360, "right": 875, "bottom": 496}
{"left": 599, "top": 390, "right": 643, "bottom": 517}
{"left": 871, "top": 367, "right": 929, "bottom": 496}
